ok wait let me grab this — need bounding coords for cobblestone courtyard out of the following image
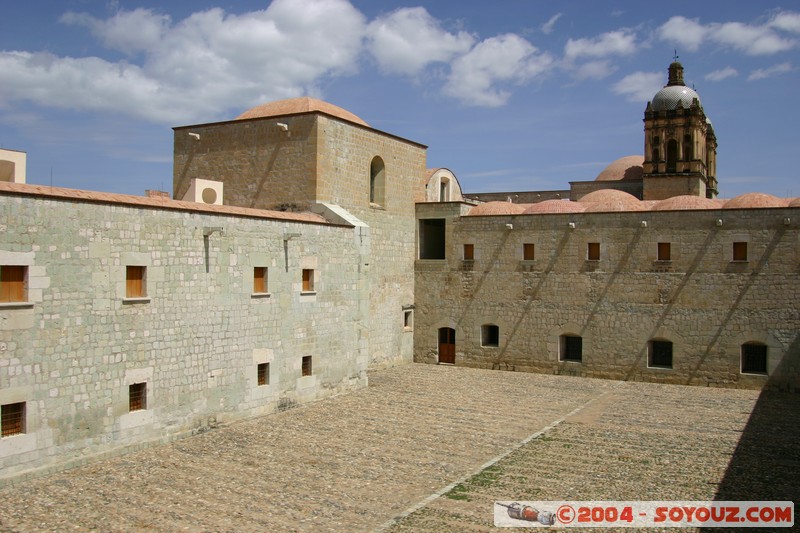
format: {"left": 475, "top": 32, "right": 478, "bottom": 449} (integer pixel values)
{"left": 0, "top": 364, "right": 797, "bottom": 532}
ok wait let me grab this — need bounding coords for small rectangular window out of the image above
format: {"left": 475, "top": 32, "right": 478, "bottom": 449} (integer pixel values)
{"left": 657, "top": 242, "right": 671, "bottom": 261}
{"left": 257, "top": 362, "right": 270, "bottom": 386}
{"left": 732, "top": 242, "right": 748, "bottom": 262}
{"left": 254, "top": 267, "right": 268, "bottom": 293}
{"left": 587, "top": 242, "right": 600, "bottom": 261}
{"left": 481, "top": 324, "right": 499, "bottom": 347}
{"left": 561, "top": 335, "right": 582, "bottom": 362}
{"left": 0, "top": 265, "right": 27, "bottom": 302}
{"left": 741, "top": 343, "right": 767, "bottom": 374}
{"left": 129, "top": 382, "right": 147, "bottom": 411}
{"left": 1, "top": 402, "right": 25, "bottom": 437}
{"left": 403, "top": 309, "right": 413, "bottom": 330}
{"left": 463, "top": 244, "right": 474, "bottom": 260}
{"left": 126, "top": 266, "right": 146, "bottom": 298}
{"left": 302, "top": 356, "right": 312, "bottom": 377}
{"left": 523, "top": 243, "right": 535, "bottom": 261}
{"left": 302, "top": 269, "right": 314, "bottom": 292}
{"left": 649, "top": 340, "right": 673, "bottom": 368}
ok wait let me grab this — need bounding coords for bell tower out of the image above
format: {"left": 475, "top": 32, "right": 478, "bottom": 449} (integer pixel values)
{"left": 642, "top": 59, "right": 717, "bottom": 200}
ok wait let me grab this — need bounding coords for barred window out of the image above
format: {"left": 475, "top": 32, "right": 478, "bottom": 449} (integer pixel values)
{"left": 129, "top": 383, "right": 147, "bottom": 411}
{"left": 257, "top": 363, "right": 270, "bottom": 386}
{"left": 1, "top": 402, "right": 25, "bottom": 437}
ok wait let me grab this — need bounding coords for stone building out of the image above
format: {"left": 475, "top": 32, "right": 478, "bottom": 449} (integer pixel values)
{"left": 0, "top": 61, "right": 797, "bottom": 483}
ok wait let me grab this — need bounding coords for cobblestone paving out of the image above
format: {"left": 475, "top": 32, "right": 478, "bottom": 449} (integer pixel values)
{"left": 0, "top": 364, "right": 785, "bottom": 532}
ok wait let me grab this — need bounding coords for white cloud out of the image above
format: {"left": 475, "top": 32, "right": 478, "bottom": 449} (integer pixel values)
{"left": 541, "top": 13, "right": 562, "bottom": 35}
{"left": 60, "top": 8, "right": 170, "bottom": 56}
{"left": 770, "top": 11, "right": 800, "bottom": 33}
{"left": 658, "top": 12, "right": 799, "bottom": 56}
{"left": 747, "top": 62, "right": 793, "bottom": 81}
{"left": 564, "top": 30, "right": 638, "bottom": 61}
{"left": 657, "top": 16, "right": 707, "bottom": 52}
{"left": 705, "top": 66, "right": 738, "bottom": 81}
{"left": 712, "top": 21, "right": 795, "bottom": 55}
{"left": 365, "top": 7, "right": 474, "bottom": 76}
{"left": 612, "top": 71, "right": 663, "bottom": 102}
{"left": 572, "top": 60, "right": 617, "bottom": 81}
{"left": 0, "top": 0, "right": 367, "bottom": 124}
{"left": 443, "top": 34, "right": 554, "bottom": 107}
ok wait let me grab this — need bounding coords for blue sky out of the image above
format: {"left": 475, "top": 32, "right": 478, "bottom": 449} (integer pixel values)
{"left": 1, "top": 1, "right": 798, "bottom": 198}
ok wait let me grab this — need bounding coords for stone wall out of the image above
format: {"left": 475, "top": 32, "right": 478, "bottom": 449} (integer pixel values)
{"left": 173, "top": 116, "right": 318, "bottom": 211}
{"left": 174, "top": 113, "right": 426, "bottom": 368}
{"left": 315, "top": 115, "right": 426, "bottom": 367}
{"left": 0, "top": 191, "right": 367, "bottom": 482}
{"left": 414, "top": 205, "right": 800, "bottom": 390}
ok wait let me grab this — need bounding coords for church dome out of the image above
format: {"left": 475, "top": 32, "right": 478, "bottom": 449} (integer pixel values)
{"left": 522, "top": 200, "right": 586, "bottom": 214}
{"left": 236, "top": 97, "right": 369, "bottom": 126}
{"left": 651, "top": 85, "right": 701, "bottom": 111}
{"left": 595, "top": 156, "right": 644, "bottom": 181}
{"left": 723, "top": 193, "right": 789, "bottom": 209}
{"left": 651, "top": 195, "right": 720, "bottom": 211}
{"left": 579, "top": 189, "right": 645, "bottom": 212}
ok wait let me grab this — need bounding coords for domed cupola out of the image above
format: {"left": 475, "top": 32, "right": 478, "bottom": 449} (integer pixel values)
{"left": 648, "top": 61, "right": 702, "bottom": 112}
{"left": 642, "top": 58, "right": 718, "bottom": 200}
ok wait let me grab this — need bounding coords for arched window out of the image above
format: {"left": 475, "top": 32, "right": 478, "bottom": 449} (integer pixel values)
{"left": 666, "top": 139, "right": 678, "bottom": 172}
{"left": 648, "top": 339, "right": 673, "bottom": 368}
{"left": 741, "top": 342, "right": 767, "bottom": 374}
{"left": 481, "top": 324, "right": 499, "bottom": 347}
{"left": 683, "top": 134, "right": 693, "bottom": 162}
{"left": 439, "top": 177, "right": 450, "bottom": 201}
{"left": 651, "top": 136, "right": 660, "bottom": 167}
{"left": 369, "top": 156, "right": 385, "bottom": 206}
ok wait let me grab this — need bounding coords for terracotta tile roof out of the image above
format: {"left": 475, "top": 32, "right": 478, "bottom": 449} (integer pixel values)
{"left": 723, "top": 192, "right": 790, "bottom": 209}
{"left": 0, "top": 182, "right": 334, "bottom": 225}
{"left": 235, "top": 97, "right": 369, "bottom": 126}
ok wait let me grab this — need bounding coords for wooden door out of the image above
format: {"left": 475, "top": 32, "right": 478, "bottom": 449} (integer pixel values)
{"left": 438, "top": 327, "right": 456, "bottom": 364}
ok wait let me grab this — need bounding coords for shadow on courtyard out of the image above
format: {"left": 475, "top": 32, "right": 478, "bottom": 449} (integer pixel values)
{"left": 704, "top": 335, "right": 800, "bottom": 530}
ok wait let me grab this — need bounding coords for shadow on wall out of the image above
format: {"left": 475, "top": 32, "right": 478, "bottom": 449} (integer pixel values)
{"left": 703, "top": 335, "right": 800, "bottom": 530}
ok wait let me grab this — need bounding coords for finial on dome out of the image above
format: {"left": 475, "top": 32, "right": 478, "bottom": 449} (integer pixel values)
{"left": 667, "top": 55, "right": 685, "bottom": 87}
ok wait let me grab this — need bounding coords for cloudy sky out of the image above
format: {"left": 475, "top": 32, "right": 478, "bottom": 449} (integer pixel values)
{"left": 1, "top": 0, "right": 798, "bottom": 198}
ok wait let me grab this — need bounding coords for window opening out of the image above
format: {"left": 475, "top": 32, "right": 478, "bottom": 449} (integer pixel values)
{"left": 463, "top": 244, "right": 474, "bottom": 261}
{"left": 0, "top": 265, "right": 26, "bottom": 302}
{"left": 126, "top": 266, "right": 146, "bottom": 298}
{"left": 369, "top": 156, "right": 386, "bottom": 206}
{"left": 666, "top": 139, "right": 678, "bottom": 172}
{"left": 254, "top": 267, "right": 268, "bottom": 293}
{"left": 419, "top": 219, "right": 446, "bottom": 259}
{"left": 649, "top": 340, "right": 673, "bottom": 368}
{"left": 732, "top": 242, "right": 748, "bottom": 262}
{"left": 129, "top": 383, "right": 147, "bottom": 411}
{"left": 257, "top": 363, "right": 270, "bottom": 386}
{"left": 523, "top": 243, "right": 535, "bottom": 261}
{"left": 302, "top": 356, "right": 312, "bottom": 377}
{"left": 481, "top": 325, "right": 499, "bottom": 347}
{"left": 741, "top": 343, "right": 767, "bottom": 374}
{"left": 403, "top": 309, "right": 413, "bottom": 330}
{"left": 1, "top": 402, "right": 25, "bottom": 437}
{"left": 657, "top": 242, "right": 671, "bottom": 261}
{"left": 560, "top": 335, "right": 583, "bottom": 362}
{"left": 302, "top": 269, "right": 314, "bottom": 292}
{"left": 587, "top": 242, "right": 600, "bottom": 261}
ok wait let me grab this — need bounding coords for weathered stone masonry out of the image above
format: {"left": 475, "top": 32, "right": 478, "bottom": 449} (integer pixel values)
{"left": 0, "top": 187, "right": 367, "bottom": 481}
{"left": 414, "top": 205, "right": 799, "bottom": 390}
